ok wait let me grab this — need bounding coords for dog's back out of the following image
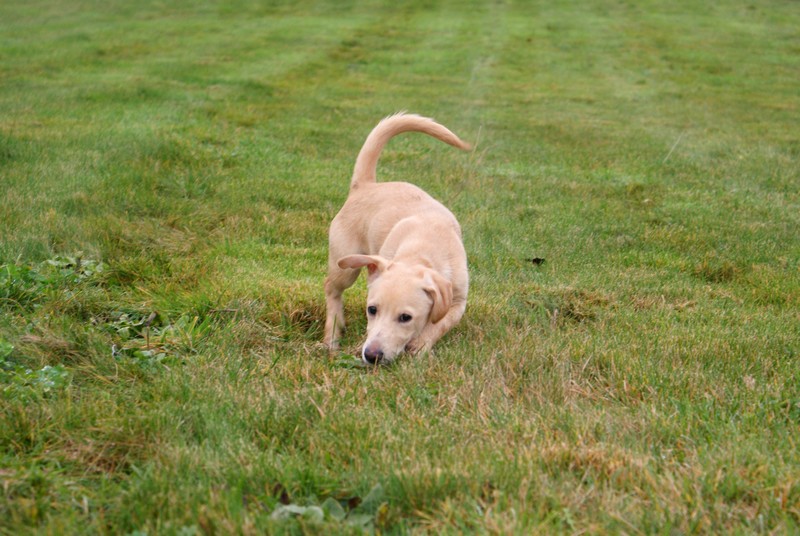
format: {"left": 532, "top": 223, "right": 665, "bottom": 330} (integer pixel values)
{"left": 333, "top": 113, "right": 470, "bottom": 254}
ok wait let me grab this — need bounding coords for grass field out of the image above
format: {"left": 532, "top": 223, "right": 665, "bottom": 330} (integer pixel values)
{"left": 2, "top": 0, "right": 799, "bottom": 533}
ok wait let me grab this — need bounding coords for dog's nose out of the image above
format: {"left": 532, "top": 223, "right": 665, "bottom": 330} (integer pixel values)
{"left": 363, "top": 348, "right": 384, "bottom": 365}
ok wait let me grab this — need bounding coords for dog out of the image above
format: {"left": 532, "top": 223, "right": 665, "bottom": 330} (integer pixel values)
{"left": 324, "top": 113, "right": 471, "bottom": 364}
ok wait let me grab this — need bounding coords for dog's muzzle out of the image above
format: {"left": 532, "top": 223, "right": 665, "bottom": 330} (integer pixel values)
{"left": 362, "top": 346, "right": 384, "bottom": 365}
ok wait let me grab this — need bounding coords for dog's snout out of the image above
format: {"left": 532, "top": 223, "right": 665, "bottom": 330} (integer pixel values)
{"left": 363, "top": 347, "right": 384, "bottom": 365}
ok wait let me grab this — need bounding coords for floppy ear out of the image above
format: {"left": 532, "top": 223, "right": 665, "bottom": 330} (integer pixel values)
{"left": 337, "top": 254, "right": 389, "bottom": 283}
{"left": 422, "top": 270, "right": 452, "bottom": 324}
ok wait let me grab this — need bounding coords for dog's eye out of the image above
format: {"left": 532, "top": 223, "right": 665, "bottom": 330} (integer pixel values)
{"left": 367, "top": 306, "right": 377, "bottom": 316}
{"left": 398, "top": 313, "right": 412, "bottom": 323}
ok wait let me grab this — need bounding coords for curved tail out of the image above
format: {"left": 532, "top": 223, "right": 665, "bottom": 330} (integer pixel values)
{"left": 350, "top": 112, "right": 471, "bottom": 190}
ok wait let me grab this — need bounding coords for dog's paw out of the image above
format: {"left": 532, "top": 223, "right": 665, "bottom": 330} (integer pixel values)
{"left": 318, "top": 341, "right": 336, "bottom": 353}
{"left": 405, "top": 338, "right": 433, "bottom": 355}
{"left": 323, "top": 339, "right": 340, "bottom": 353}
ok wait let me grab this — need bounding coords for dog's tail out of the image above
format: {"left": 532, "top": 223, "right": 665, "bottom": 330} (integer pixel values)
{"left": 350, "top": 112, "right": 471, "bottom": 190}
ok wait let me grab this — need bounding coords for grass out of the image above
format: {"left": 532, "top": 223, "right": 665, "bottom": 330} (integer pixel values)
{"left": 1, "top": 0, "right": 799, "bottom": 533}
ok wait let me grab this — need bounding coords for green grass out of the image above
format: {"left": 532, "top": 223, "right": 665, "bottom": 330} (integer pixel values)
{"left": 1, "top": 0, "right": 799, "bottom": 533}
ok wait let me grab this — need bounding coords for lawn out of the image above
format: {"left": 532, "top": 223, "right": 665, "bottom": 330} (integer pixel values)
{"left": 1, "top": 0, "right": 799, "bottom": 533}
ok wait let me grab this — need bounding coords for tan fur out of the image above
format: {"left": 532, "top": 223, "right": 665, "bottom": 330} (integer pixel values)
{"left": 324, "top": 113, "right": 470, "bottom": 364}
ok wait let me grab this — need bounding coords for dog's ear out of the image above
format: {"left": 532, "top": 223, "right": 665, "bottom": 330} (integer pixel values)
{"left": 422, "top": 270, "right": 452, "bottom": 324}
{"left": 337, "top": 254, "right": 388, "bottom": 282}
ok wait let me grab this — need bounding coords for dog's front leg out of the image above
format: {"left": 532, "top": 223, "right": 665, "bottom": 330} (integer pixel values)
{"left": 324, "top": 268, "right": 359, "bottom": 350}
{"left": 324, "top": 290, "right": 344, "bottom": 350}
{"left": 407, "top": 300, "right": 467, "bottom": 354}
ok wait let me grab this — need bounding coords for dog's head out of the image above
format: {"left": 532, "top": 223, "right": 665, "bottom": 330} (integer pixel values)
{"left": 337, "top": 254, "right": 452, "bottom": 365}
